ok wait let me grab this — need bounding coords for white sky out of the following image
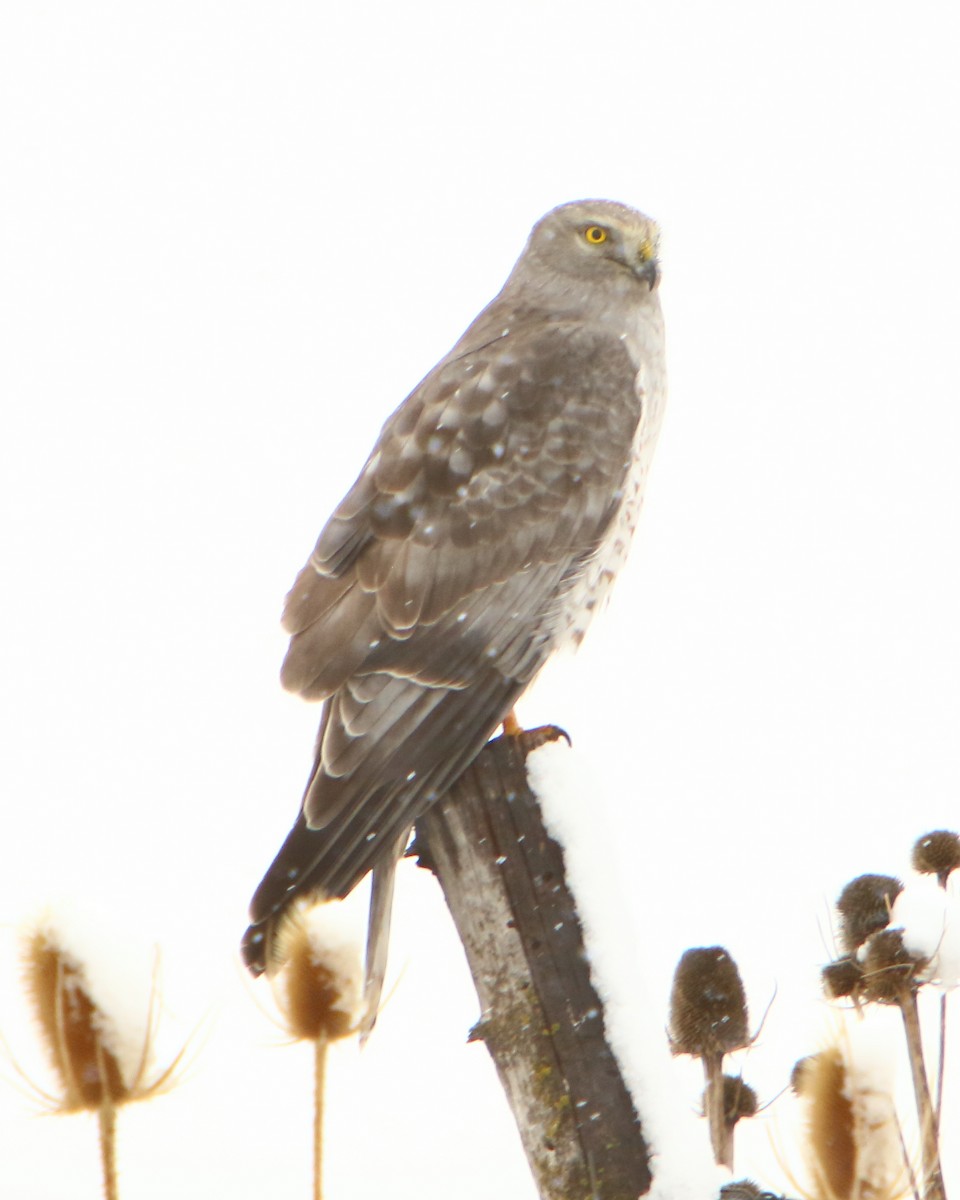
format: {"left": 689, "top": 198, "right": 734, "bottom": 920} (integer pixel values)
{"left": 2, "top": 2, "right": 960, "bottom": 1196}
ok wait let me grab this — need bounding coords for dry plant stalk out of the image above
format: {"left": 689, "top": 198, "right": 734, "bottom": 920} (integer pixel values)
{"left": 858, "top": 931, "right": 943, "bottom": 1200}
{"left": 911, "top": 829, "right": 960, "bottom": 1128}
{"left": 270, "top": 900, "right": 363, "bottom": 1200}
{"left": 669, "top": 945, "right": 751, "bottom": 1169}
{"left": 824, "top": 869, "right": 948, "bottom": 1200}
{"left": 21, "top": 925, "right": 180, "bottom": 1200}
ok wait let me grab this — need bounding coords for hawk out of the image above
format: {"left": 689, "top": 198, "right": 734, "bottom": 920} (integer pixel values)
{"left": 243, "top": 200, "right": 666, "bottom": 1019}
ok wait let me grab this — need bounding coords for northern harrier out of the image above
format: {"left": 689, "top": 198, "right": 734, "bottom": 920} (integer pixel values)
{"left": 243, "top": 200, "right": 666, "bottom": 1024}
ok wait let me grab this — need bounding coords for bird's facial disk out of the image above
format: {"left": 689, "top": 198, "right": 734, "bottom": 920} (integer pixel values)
{"left": 535, "top": 203, "right": 661, "bottom": 291}
{"left": 577, "top": 220, "right": 660, "bottom": 290}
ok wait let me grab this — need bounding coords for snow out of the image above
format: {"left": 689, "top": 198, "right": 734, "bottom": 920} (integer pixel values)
{"left": 300, "top": 902, "right": 365, "bottom": 1024}
{"left": 528, "top": 740, "right": 723, "bottom": 1200}
{"left": 842, "top": 1019, "right": 899, "bottom": 1101}
{"left": 892, "top": 875, "right": 960, "bottom": 990}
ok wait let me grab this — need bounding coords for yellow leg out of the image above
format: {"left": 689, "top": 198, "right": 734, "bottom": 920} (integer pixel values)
{"left": 501, "top": 710, "right": 571, "bottom": 754}
{"left": 502, "top": 710, "right": 522, "bottom": 737}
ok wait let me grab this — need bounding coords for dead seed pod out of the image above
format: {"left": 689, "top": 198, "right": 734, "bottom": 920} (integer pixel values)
{"left": 669, "top": 946, "right": 749, "bottom": 1057}
{"left": 859, "top": 928, "right": 925, "bottom": 1005}
{"left": 836, "top": 874, "right": 902, "bottom": 954}
{"left": 911, "top": 830, "right": 960, "bottom": 888}
{"left": 852, "top": 929, "right": 944, "bottom": 1197}
{"left": 790, "top": 1043, "right": 903, "bottom": 1200}
{"left": 21, "top": 918, "right": 181, "bottom": 1200}
{"left": 269, "top": 899, "right": 364, "bottom": 1200}
{"left": 24, "top": 930, "right": 131, "bottom": 1113}
{"left": 22, "top": 924, "right": 179, "bottom": 1113}
{"left": 820, "top": 956, "right": 864, "bottom": 1002}
{"left": 670, "top": 946, "right": 750, "bottom": 1169}
{"left": 271, "top": 901, "right": 364, "bottom": 1043}
{"left": 721, "top": 1074, "right": 758, "bottom": 1125}
{"left": 720, "top": 1181, "right": 786, "bottom": 1200}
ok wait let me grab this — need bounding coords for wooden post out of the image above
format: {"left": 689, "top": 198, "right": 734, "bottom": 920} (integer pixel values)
{"left": 413, "top": 732, "right": 652, "bottom": 1200}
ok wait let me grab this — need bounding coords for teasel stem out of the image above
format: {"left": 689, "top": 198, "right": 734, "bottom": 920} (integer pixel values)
{"left": 98, "top": 1098, "right": 118, "bottom": 1200}
{"left": 95, "top": 1033, "right": 118, "bottom": 1200}
{"left": 935, "top": 994, "right": 946, "bottom": 1131}
{"left": 702, "top": 1052, "right": 731, "bottom": 1168}
{"left": 313, "top": 1036, "right": 328, "bottom": 1200}
{"left": 899, "top": 991, "right": 945, "bottom": 1200}
{"left": 910, "top": 830, "right": 959, "bottom": 1137}
{"left": 934, "top": 864, "right": 950, "bottom": 1134}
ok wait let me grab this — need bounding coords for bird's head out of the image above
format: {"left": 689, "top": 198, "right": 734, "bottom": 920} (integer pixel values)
{"left": 520, "top": 199, "right": 661, "bottom": 294}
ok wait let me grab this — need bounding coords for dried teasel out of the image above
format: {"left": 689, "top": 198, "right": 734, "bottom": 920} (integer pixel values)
{"left": 20, "top": 916, "right": 182, "bottom": 1200}
{"left": 670, "top": 946, "right": 750, "bottom": 1169}
{"left": 821, "top": 957, "right": 864, "bottom": 1002}
{"left": 895, "top": 846, "right": 960, "bottom": 1189}
{"left": 21, "top": 921, "right": 178, "bottom": 1113}
{"left": 847, "top": 929, "right": 944, "bottom": 1198}
{"left": 836, "top": 875, "right": 903, "bottom": 955}
{"left": 790, "top": 1038, "right": 904, "bottom": 1200}
{"left": 824, "top": 867, "right": 946, "bottom": 1200}
{"left": 721, "top": 1074, "right": 758, "bottom": 1125}
{"left": 269, "top": 899, "right": 364, "bottom": 1200}
{"left": 792, "top": 1049, "right": 857, "bottom": 1200}
{"left": 721, "top": 1182, "right": 786, "bottom": 1200}
{"left": 859, "top": 929, "right": 925, "bottom": 1006}
{"left": 271, "top": 899, "right": 364, "bottom": 1043}
{"left": 669, "top": 946, "right": 749, "bottom": 1058}
{"left": 911, "top": 830, "right": 960, "bottom": 888}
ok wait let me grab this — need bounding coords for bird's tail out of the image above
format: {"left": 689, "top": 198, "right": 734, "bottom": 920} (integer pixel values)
{"left": 359, "top": 827, "right": 410, "bottom": 1042}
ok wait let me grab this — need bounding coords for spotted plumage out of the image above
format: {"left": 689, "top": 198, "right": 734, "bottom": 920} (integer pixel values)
{"left": 243, "top": 200, "right": 667, "bottom": 1017}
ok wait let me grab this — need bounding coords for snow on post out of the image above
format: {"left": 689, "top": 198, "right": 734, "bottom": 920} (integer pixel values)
{"left": 528, "top": 739, "right": 722, "bottom": 1200}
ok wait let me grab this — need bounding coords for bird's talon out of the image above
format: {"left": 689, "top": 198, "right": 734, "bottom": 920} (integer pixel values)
{"left": 502, "top": 722, "right": 572, "bottom": 757}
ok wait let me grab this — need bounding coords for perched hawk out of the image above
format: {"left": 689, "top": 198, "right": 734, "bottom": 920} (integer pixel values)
{"left": 243, "top": 200, "right": 666, "bottom": 1017}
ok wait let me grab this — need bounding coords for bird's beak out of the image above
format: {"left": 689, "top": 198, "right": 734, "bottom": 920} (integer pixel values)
{"left": 635, "top": 258, "right": 660, "bottom": 290}
{"left": 632, "top": 236, "right": 660, "bottom": 290}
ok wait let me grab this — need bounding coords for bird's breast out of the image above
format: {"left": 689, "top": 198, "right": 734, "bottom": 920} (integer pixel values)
{"left": 549, "top": 312, "right": 666, "bottom": 654}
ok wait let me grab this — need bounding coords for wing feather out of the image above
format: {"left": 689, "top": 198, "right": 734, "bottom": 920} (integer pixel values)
{"left": 246, "top": 665, "right": 524, "bottom": 929}
{"left": 244, "top": 316, "right": 645, "bottom": 969}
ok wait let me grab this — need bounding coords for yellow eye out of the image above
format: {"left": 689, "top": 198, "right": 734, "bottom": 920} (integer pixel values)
{"left": 583, "top": 225, "right": 608, "bottom": 245}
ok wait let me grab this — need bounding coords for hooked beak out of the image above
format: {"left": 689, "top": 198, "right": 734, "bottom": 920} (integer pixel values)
{"left": 634, "top": 257, "right": 660, "bottom": 290}
{"left": 631, "top": 235, "right": 660, "bottom": 290}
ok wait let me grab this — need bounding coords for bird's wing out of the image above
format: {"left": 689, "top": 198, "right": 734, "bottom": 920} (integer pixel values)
{"left": 246, "top": 319, "right": 642, "bottom": 934}
{"left": 282, "top": 318, "right": 642, "bottom": 699}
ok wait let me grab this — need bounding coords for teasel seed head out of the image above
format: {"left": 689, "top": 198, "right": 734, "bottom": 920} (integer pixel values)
{"left": 836, "top": 875, "right": 902, "bottom": 954}
{"left": 793, "top": 1048, "right": 857, "bottom": 1200}
{"left": 859, "top": 928, "right": 925, "bottom": 1005}
{"left": 720, "top": 1181, "right": 785, "bottom": 1200}
{"left": 721, "top": 1074, "right": 758, "bottom": 1125}
{"left": 911, "top": 830, "right": 960, "bottom": 888}
{"left": 271, "top": 899, "right": 364, "bottom": 1044}
{"left": 21, "top": 918, "right": 179, "bottom": 1113}
{"left": 792, "top": 1034, "right": 903, "bottom": 1200}
{"left": 821, "top": 956, "right": 864, "bottom": 1002}
{"left": 669, "top": 946, "right": 749, "bottom": 1057}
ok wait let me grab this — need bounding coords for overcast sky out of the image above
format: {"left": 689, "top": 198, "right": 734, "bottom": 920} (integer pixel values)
{"left": 3, "top": 3, "right": 960, "bottom": 1197}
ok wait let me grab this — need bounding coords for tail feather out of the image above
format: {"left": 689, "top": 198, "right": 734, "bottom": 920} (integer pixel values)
{"left": 359, "top": 832, "right": 409, "bottom": 1043}
{"left": 242, "top": 671, "right": 525, "bottom": 977}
